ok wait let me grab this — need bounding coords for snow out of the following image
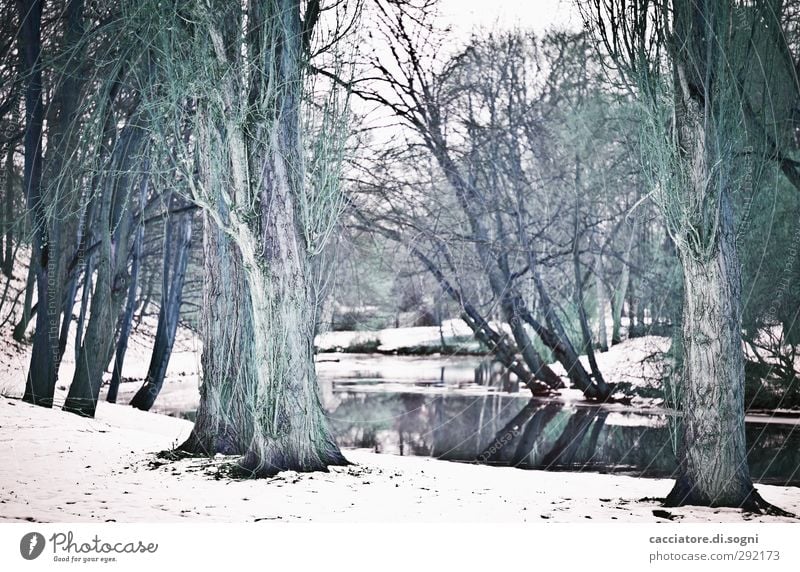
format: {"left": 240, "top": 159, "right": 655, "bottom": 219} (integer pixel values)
{"left": 2, "top": 256, "right": 797, "bottom": 523}
{"left": 0, "top": 398, "right": 798, "bottom": 523}
{"left": 548, "top": 335, "right": 672, "bottom": 392}
{"left": 316, "top": 319, "right": 481, "bottom": 353}
{"left": 0, "top": 263, "right": 201, "bottom": 407}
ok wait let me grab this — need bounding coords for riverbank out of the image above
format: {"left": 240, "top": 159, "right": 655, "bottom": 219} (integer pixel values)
{"left": 0, "top": 398, "right": 798, "bottom": 523}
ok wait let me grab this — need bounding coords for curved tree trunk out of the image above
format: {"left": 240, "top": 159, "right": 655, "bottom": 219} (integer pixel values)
{"left": 130, "top": 205, "right": 192, "bottom": 410}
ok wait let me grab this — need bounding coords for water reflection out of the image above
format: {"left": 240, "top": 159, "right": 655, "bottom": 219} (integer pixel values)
{"left": 170, "top": 355, "right": 799, "bottom": 486}
{"left": 323, "top": 390, "right": 800, "bottom": 486}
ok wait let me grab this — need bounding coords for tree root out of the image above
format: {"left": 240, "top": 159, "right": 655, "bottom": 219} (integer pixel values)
{"left": 665, "top": 479, "right": 797, "bottom": 519}
{"left": 740, "top": 489, "right": 797, "bottom": 518}
{"left": 232, "top": 443, "right": 350, "bottom": 479}
{"left": 175, "top": 427, "right": 246, "bottom": 457}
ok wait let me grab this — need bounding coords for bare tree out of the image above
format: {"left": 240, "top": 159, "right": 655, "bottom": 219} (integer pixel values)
{"left": 581, "top": 0, "right": 791, "bottom": 512}
{"left": 132, "top": 0, "right": 355, "bottom": 475}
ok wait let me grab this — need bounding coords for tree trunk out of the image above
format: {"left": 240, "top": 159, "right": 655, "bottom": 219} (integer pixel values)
{"left": 62, "top": 179, "right": 116, "bottom": 416}
{"left": 12, "top": 258, "right": 35, "bottom": 341}
{"left": 572, "top": 212, "right": 610, "bottom": 397}
{"left": 19, "top": 0, "right": 59, "bottom": 408}
{"left": 130, "top": 206, "right": 192, "bottom": 410}
{"left": 179, "top": 218, "right": 256, "bottom": 455}
{"left": 135, "top": 271, "right": 154, "bottom": 325}
{"left": 107, "top": 221, "right": 143, "bottom": 403}
{"left": 595, "top": 258, "right": 609, "bottom": 352}
{"left": 521, "top": 261, "right": 599, "bottom": 396}
{"left": 63, "top": 120, "right": 141, "bottom": 417}
{"left": 611, "top": 221, "right": 636, "bottom": 345}
{"left": 57, "top": 275, "right": 79, "bottom": 360}
{"left": 665, "top": 193, "right": 757, "bottom": 507}
{"left": 237, "top": 191, "right": 348, "bottom": 475}
{"left": 74, "top": 251, "right": 94, "bottom": 360}
{"left": 2, "top": 145, "right": 14, "bottom": 278}
{"left": 663, "top": 0, "right": 771, "bottom": 511}
{"left": 108, "top": 168, "right": 150, "bottom": 403}
{"left": 58, "top": 192, "right": 96, "bottom": 361}
{"left": 180, "top": 0, "right": 347, "bottom": 477}
{"left": 47, "top": 0, "right": 86, "bottom": 375}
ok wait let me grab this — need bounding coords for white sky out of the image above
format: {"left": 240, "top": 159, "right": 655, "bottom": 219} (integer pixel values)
{"left": 347, "top": 0, "right": 584, "bottom": 134}
{"left": 437, "top": 0, "right": 581, "bottom": 38}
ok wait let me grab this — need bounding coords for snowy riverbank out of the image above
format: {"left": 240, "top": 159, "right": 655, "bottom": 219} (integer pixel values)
{"left": 0, "top": 398, "right": 798, "bottom": 523}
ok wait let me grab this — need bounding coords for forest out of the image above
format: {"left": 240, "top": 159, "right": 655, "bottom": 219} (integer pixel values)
{"left": 1, "top": 0, "right": 800, "bottom": 529}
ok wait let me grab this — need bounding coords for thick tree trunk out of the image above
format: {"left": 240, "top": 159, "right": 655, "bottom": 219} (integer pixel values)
{"left": 47, "top": 0, "right": 86, "bottom": 375}
{"left": 236, "top": 189, "right": 347, "bottom": 475}
{"left": 665, "top": 194, "right": 757, "bottom": 508}
{"left": 662, "top": 0, "right": 773, "bottom": 512}
{"left": 181, "top": 0, "right": 346, "bottom": 476}
{"left": 179, "top": 218, "right": 256, "bottom": 455}
{"left": 130, "top": 207, "right": 192, "bottom": 410}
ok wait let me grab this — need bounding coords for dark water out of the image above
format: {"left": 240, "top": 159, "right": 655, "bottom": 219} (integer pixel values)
{"left": 323, "top": 389, "right": 800, "bottom": 486}
{"left": 310, "top": 354, "right": 800, "bottom": 486}
{"left": 178, "top": 355, "right": 800, "bottom": 485}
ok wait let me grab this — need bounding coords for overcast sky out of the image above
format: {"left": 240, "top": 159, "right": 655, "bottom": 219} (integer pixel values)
{"left": 348, "top": 0, "right": 584, "bottom": 133}
{"left": 437, "top": 0, "right": 581, "bottom": 39}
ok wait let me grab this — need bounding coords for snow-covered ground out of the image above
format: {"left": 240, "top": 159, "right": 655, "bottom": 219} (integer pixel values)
{"left": 0, "top": 252, "right": 201, "bottom": 406}
{"left": 315, "top": 318, "right": 483, "bottom": 353}
{"left": 2, "top": 255, "right": 797, "bottom": 524}
{"left": 0, "top": 398, "right": 798, "bottom": 523}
